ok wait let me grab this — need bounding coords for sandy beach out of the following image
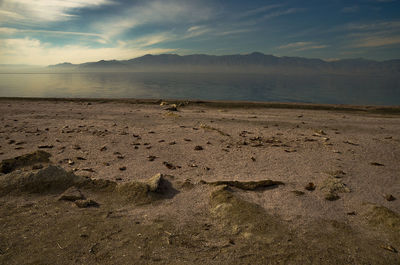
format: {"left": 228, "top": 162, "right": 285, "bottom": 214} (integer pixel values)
{"left": 0, "top": 98, "right": 399, "bottom": 264}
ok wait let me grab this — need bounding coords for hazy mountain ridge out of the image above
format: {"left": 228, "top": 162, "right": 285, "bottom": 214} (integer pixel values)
{"left": 48, "top": 52, "right": 400, "bottom": 74}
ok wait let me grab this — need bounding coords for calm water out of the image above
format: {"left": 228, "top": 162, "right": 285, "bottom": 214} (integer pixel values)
{"left": 0, "top": 72, "right": 399, "bottom": 105}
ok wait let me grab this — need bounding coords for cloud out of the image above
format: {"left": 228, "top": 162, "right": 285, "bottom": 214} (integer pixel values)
{"left": 0, "top": 37, "right": 175, "bottom": 65}
{"left": 93, "top": 0, "right": 214, "bottom": 39}
{"left": 351, "top": 35, "right": 400, "bottom": 47}
{"left": 278, "top": 41, "right": 328, "bottom": 51}
{"left": 262, "top": 8, "right": 306, "bottom": 20}
{"left": 239, "top": 4, "right": 282, "bottom": 18}
{"left": 341, "top": 6, "right": 360, "bottom": 13}
{"left": 0, "top": 0, "right": 113, "bottom": 22}
{"left": 339, "top": 20, "right": 400, "bottom": 48}
{"left": 343, "top": 20, "right": 400, "bottom": 31}
{"left": 217, "top": 28, "right": 255, "bottom": 36}
{"left": 125, "top": 32, "right": 174, "bottom": 47}
{"left": 0, "top": 27, "right": 104, "bottom": 38}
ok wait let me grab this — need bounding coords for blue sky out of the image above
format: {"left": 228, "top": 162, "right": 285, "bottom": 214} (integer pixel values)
{"left": 0, "top": 0, "right": 399, "bottom": 65}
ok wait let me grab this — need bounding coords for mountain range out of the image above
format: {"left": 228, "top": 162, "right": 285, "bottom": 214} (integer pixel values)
{"left": 48, "top": 52, "right": 400, "bottom": 74}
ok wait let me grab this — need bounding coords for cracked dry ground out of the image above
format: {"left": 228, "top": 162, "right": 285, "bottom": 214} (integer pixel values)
{"left": 0, "top": 99, "right": 399, "bottom": 264}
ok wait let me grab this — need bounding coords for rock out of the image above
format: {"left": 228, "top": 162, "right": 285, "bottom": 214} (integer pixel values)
{"left": 385, "top": 194, "right": 396, "bottom": 201}
{"left": 284, "top": 149, "right": 297, "bottom": 153}
{"left": 325, "top": 192, "right": 340, "bottom": 201}
{"left": 381, "top": 245, "right": 398, "bottom": 253}
{"left": 163, "top": 162, "right": 177, "bottom": 170}
{"left": 364, "top": 204, "right": 400, "bottom": 233}
{"left": 194, "top": 145, "right": 203, "bottom": 150}
{"left": 32, "top": 164, "right": 43, "bottom": 170}
{"left": 68, "top": 159, "right": 75, "bottom": 165}
{"left": 119, "top": 166, "right": 126, "bottom": 171}
{"left": 165, "top": 105, "right": 178, "bottom": 111}
{"left": 370, "top": 162, "right": 384, "bottom": 166}
{"left": 305, "top": 182, "right": 316, "bottom": 191}
{"left": 100, "top": 146, "right": 107, "bottom": 151}
{"left": 343, "top": 140, "right": 359, "bottom": 146}
{"left": 203, "top": 179, "right": 284, "bottom": 191}
{"left": 73, "top": 145, "right": 81, "bottom": 150}
{"left": 179, "top": 179, "right": 194, "bottom": 189}
{"left": 329, "top": 170, "right": 346, "bottom": 178}
{"left": 75, "top": 199, "right": 99, "bottom": 208}
{"left": 0, "top": 166, "right": 86, "bottom": 196}
{"left": 116, "top": 182, "right": 152, "bottom": 204}
{"left": 82, "top": 168, "right": 95, "bottom": 172}
{"left": 0, "top": 150, "right": 51, "bottom": 174}
{"left": 147, "top": 173, "right": 163, "bottom": 192}
{"left": 291, "top": 190, "right": 305, "bottom": 196}
{"left": 209, "top": 186, "right": 288, "bottom": 240}
{"left": 58, "top": 186, "right": 85, "bottom": 201}
{"left": 38, "top": 145, "right": 54, "bottom": 149}
{"left": 321, "top": 177, "right": 350, "bottom": 195}
{"left": 147, "top": 155, "right": 156, "bottom": 161}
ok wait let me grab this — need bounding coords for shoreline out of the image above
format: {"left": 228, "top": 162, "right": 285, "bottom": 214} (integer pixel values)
{"left": 1, "top": 96, "right": 400, "bottom": 114}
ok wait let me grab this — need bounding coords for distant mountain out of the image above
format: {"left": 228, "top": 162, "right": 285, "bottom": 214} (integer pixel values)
{"left": 48, "top": 62, "right": 76, "bottom": 68}
{"left": 48, "top": 53, "right": 400, "bottom": 74}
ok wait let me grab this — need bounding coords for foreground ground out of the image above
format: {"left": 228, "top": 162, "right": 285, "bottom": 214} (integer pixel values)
{"left": 0, "top": 99, "right": 399, "bottom": 264}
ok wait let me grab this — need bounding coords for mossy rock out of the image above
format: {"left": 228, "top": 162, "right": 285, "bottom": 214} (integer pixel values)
{"left": 0, "top": 165, "right": 86, "bottom": 196}
{"left": 79, "top": 178, "right": 117, "bottom": 192}
{"left": 0, "top": 150, "right": 51, "bottom": 174}
{"left": 116, "top": 182, "right": 153, "bottom": 205}
{"left": 115, "top": 174, "right": 174, "bottom": 205}
{"left": 365, "top": 204, "right": 400, "bottom": 234}
{"left": 209, "top": 186, "right": 287, "bottom": 242}
{"left": 321, "top": 177, "right": 350, "bottom": 194}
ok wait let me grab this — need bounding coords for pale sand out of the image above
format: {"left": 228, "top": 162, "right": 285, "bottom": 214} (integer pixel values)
{"left": 0, "top": 98, "right": 399, "bottom": 264}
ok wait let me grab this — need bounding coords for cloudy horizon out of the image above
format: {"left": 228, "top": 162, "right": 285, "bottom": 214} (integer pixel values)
{"left": 0, "top": 0, "right": 399, "bottom": 65}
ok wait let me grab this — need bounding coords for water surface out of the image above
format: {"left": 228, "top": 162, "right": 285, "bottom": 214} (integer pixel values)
{"left": 0, "top": 72, "right": 399, "bottom": 105}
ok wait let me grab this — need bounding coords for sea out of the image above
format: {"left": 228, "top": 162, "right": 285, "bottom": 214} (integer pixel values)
{"left": 0, "top": 72, "right": 399, "bottom": 106}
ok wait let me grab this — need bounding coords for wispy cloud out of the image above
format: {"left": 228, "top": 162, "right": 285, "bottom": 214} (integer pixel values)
{"left": 217, "top": 28, "right": 255, "bottom": 36}
{"left": 341, "top": 6, "right": 360, "bottom": 13}
{"left": 0, "top": 0, "right": 113, "bottom": 22}
{"left": 93, "top": 0, "right": 214, "bottom": 39}
{"left": 125, "top": 32, "right": 174, "bottom": 48}
{"left": 262, "top": 8, "right": 306, "bottom": 20}
{"left": 0, "top": 37, "right": 175, "bottom": 65}
{"left": 351, "top": 35, "right": 400, "bottom": 47}
{"left": 339, "top": 20, "right": 400, "bottom": 48}
{"left": 239, "top": 4, "right": 282, "bottom": 18}
{"left": 0, "top": 27, "right": 103, "bottom": 38}
{"left": 278, "top": 41, "right": 328, "bottom": 51}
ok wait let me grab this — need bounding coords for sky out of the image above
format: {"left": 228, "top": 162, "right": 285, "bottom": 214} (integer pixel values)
{"left": 0, "top": 0, "right": 399, "bottom": 65}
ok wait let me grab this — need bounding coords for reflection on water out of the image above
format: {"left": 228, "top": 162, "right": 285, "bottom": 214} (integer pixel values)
{"left": 0, "top": 72, "right": 399, "bottom": 105}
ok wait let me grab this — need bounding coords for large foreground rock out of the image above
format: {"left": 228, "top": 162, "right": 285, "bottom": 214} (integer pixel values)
{"left": 0, "top": 150, "right": 51, "bottom": 174}
{"left": 0, "top": 165, "right": 86, "bottom": 196}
